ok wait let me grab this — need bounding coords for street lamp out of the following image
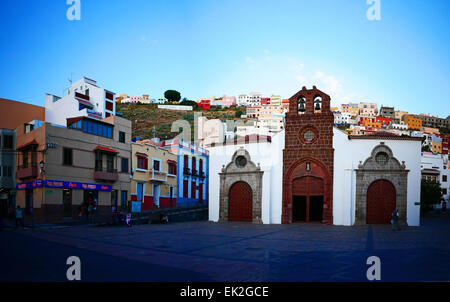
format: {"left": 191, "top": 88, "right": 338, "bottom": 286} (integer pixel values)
{"left": 37, "top": 160, "right": 45, "bottom": 229}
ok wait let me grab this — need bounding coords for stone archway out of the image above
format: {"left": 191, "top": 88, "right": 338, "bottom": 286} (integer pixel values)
{"left": 283, "top": 157, "right": 333, "bottom": 224}
{"left": 219, "top": 147, "right": 263, "bottom": 223}
{"left": 355, "top": 144, "right": 409, "bottom": 225}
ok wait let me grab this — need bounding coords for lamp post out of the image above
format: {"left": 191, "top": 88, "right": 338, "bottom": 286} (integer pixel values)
{"left": 38, "top": 160, "right": 45, "bottom": 229}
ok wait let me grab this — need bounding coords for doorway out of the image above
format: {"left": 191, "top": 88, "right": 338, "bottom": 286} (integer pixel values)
{"left": 309, "top": 196, "right": 324, "bottom": 221}
{"left": 153, "top": 184, "right": 160, "bottom": 207}
{"left": 228, "top": 181, "right": 253, "bottom": 222}
{"left": 366, "top": 179, "right": 396, "bottom": 224}
{"left": 292, "top": 176, "right": 324, "bottom": 223}
{"left": 62, "top": 189, "right": 72, "bottom": 217}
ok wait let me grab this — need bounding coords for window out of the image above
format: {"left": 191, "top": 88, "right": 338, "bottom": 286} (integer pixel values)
{"left": 443, "top": 175, "right": 447, "bottom": 182}
{"left": 3, "top": 135, "right": 13, "bottom": 149}
{"left": 63, "top": 148, "right": 73, "bottom": 165}
{"left": 183, "top": 180, "right": 188, "bottom": 198}
{"left": 153, "top": 159, "right": 160, "bottom": 171}
{"left": 235, "top": 156, "right": 247, "bottom": 168}
{"left": 137, "top": 156, "right": 148, "bottom": 170}
{"left": 191, "top": 181, "right": 196, "bottom": 199}
{"left": 119, "top": 131, "right": 125, "bottom": 143}
{"left": 105, "top": 92, "right": 114, "bottom": 101}
{"left": 192, "top": 157, "right": 196, "bottom": 173}
{"left": 2, "top": 166, "right": 12, "bottom": 177}
{"left": 443, "top": 188, "right": 447, "bottom": 195}
{"left": 168, "top": 162, "right": 177, "bottom": 175}
{"left": 95, "top": 152, "right": 102, "bottom": 171}
{"left": 106, "top": 155, "right": 114, "bottom": 172}
{"left": 24, "top": 123, "right": 34, "bottom": 133}
{"left": 22, "top": 151, "right": 28, "bottom": 168}
{"left": 106, "top": 100, "right": 114, "bottom": 111}
{"left": 121, "top": 158, "right": 128, "bottom": 173}
{"left": 375, "top": 152, "right": 389, "bottom": 165}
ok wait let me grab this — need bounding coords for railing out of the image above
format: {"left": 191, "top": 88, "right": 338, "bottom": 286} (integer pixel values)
{"left": 183, "top": 167, "right": 191, "bottom": 175}
{"left": 75, "top": 92, "right": 90, "bottom": 101}
{"left": 149, "top": 169, "right": 167, "bottom": 181}
{"left": 17, "top": 164, "right": 38, "bottom": 179}
{"left": 95, "top": 166, "right": 117, "bottom": 173}
{"left": 199, "top": 171, "right": 205, "bottom": 178}
{"left": 93, "top": 167, "right": 118, "bottom": 181}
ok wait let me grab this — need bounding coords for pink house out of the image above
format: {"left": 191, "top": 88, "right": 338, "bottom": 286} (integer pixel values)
{"left": 221, "top": 95, "right": 236, "bottom": 107}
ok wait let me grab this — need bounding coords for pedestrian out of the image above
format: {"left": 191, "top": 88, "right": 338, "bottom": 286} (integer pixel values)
{"left": 126, "top": 212, "right": 132, "bottom": 227}
{"left": 15, "top": 205, "right": 24, "bottom": 229}
{"left": 391, "top": 209, "right": 400, "bottom": 231}
{"left": 88, "top": 204, "right": 93, "bottom": 223}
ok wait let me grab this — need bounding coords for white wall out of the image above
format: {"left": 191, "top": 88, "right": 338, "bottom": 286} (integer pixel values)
{"left": 207, "top": 131, "right": 284, "bottom": 224}
{"left": 333, "top": 128, "right": 422, "bottom": 226}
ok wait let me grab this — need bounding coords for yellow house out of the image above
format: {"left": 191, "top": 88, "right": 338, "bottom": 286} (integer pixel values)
{"left": 432, "top": 141, "right": 443, "bottom": 154}
{"left": 130, "top": 139, "right": 177, "bottom": 211}
{"left": 404, "top": 115, "right": 422, "bottom": 130}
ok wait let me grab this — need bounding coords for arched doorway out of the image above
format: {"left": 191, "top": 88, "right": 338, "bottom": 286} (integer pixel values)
{"left": 292, "top": 176, "right": 324, "bottom": 222}
{"left": 366, "top": 179, "right": 396, "bottom": 224}
{"left": 228, "top": 181, "right": 253, "bottom": 222}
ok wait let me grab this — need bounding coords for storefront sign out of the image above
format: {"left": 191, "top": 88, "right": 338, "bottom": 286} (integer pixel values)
{"left": 16, "top": 179, "right": 112, "bottom": 191}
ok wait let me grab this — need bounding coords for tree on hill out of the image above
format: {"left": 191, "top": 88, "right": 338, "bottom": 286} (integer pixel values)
{"left": 164, "top": 90, "right": 181, "bottom": 102}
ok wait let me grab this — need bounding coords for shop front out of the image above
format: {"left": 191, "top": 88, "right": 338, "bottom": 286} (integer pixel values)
{"left": 16, "top": 179, "right": 112, "bottom": 222}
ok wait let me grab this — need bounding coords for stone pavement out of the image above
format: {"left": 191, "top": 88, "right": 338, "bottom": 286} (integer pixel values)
{"left": 2, "top": 213, "right": 450, "bottom": 281}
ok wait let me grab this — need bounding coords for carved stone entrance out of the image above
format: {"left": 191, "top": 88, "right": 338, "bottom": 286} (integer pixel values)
{"left": 219, "top": 148, "right": 263, "bottom": 223}
{"left": 355, "top": 144, "right": 408, "bottom": 225}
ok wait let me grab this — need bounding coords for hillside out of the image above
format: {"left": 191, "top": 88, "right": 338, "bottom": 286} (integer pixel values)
{"left": 116, "top": 103, "right": 245, "bottom": 140}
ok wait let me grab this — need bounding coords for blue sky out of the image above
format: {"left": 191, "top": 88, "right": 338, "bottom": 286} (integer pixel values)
{"left": 0, "top": 0, "right": 449, "bottom": 117}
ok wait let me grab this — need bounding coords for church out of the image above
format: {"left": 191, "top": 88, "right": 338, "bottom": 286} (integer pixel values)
{"left": 207, "top": 86, "right": 422, "bottom": 226}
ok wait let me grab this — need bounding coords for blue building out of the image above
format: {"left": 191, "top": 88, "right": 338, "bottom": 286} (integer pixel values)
{"left": 162, "top": 139, "right": 209, "bottom": 207}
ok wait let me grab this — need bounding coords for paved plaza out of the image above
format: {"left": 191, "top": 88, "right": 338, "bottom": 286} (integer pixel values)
{"left": 1, "top": 213, "right": 449, "bottom": 282}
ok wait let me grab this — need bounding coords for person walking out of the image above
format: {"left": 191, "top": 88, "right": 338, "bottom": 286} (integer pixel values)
{"left": 15, "top": 205, "right": 24, "bottom": 229}
{"left": 391, "top": 209, "right": 400, "bottom": 231}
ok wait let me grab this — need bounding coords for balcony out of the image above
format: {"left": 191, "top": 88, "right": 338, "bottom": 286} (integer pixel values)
{"left": 183, "top": 167, "right": 191, "bottom": 175}
{"left": 149, "top": 169, "right": 167, "bottom": 182}
{"left": 191, "top": 169, "right": 198, "bottom": 177}
{"left": 17, "top": 165, "right": 38, "bottom": 179}
{"left": 199, "top": 171, "right": 205, "bottom": 178}
{"left": 94, "top": 167, "right": 118, "bottom": 182}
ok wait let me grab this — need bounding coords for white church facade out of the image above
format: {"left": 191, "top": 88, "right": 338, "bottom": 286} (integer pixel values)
{"left": 207, "top": 86, "right": 422, "bottom": 226}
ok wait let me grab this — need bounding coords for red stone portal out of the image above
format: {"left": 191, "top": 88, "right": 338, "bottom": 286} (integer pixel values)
{"left": 282, "top": 86, "right": 334, "bottom": 224}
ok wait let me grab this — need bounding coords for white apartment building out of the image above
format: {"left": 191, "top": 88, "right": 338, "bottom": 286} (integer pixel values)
{"left": 359, "top": 102, "right": 378, "bottom": 117}
{"left": 45, "top": 77, "right": 116, "bottom": 126}
{"left": 421, "top": 152, "right": 449, "bottom": 205}
{"left": 256, "top": 116, "right": 285, "bottom": 132}
{"left": 238, "top": 92, "right": 262, "bottom": 107}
